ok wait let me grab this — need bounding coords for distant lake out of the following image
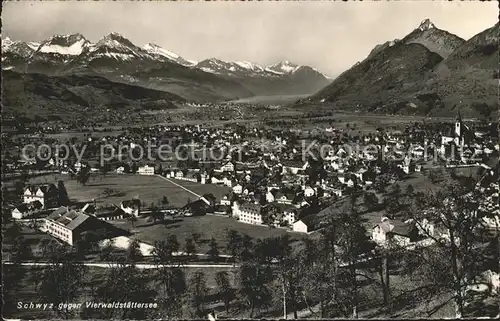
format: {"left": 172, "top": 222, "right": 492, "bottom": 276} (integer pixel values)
{"left": 227, "top": 94, "right": 310, "bottom": 105}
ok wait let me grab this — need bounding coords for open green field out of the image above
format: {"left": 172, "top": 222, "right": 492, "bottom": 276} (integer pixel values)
{"left": 111, "top": 214, "right": 307, "bottom": 254}
{"left": 28, "top": 173, "right": 230, "bottom": 208}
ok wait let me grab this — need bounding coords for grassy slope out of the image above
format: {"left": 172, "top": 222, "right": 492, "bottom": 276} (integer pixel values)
{"left": 2, "top": 70, "right": 184, "bottom": 118}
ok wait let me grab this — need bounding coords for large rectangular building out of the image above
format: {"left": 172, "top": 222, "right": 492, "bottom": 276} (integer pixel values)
{"left": 42, "top": 207, "right": 106, "bottom": 246}
{"left": 234, "top": 202, "right": 263, "bottom": 225}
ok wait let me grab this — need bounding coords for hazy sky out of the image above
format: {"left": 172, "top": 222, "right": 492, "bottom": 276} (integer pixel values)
{"left": 2, "top": 1, "right": 496, "bottom": 77}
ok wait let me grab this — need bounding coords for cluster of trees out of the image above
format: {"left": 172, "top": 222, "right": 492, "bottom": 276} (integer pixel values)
{"left": 5, "top": 222, "right": 33, "bottom": 262}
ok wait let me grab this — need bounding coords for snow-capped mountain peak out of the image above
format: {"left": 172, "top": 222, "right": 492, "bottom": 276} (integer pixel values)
{"left": 142, "top": 43, "right": 195, "bottom": 66}
{"left": 234, "top": 61, "right": 264, "bottom": 71}
{"left": 266, "top": 61, "right": 300, "bottom": 74}
{"left": 2, "top": 36, "right": 14, "bottom": 49}
{"left": 309, "top": 67, "right": 332, "bottom": 79}
{"left": 144, "top": 43, "right": 180, "bottom": 59}
{"left": 206, "top": 58, "right": 224, "bottom": 64}
{"left": 26, "top": 41, "right": 40, "bottom": 51}
{"left": 97, "top": 32, "right": 136, "bottom": 49}
{"left": 38, "top": 33, "right": 90, "bottom": 56}
{"left": 2, "top": 36, "right": 40, "bottom": 60}
{"left": 418, "top": 18, "right": 436, "bottom": 31}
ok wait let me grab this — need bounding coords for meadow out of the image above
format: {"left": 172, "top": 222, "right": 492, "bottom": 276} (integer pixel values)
{"left": 28, "top": 173, "right": 231, "bottom": 208}
{"left": 111, "top": 214, "right": 307, "bottom": 254}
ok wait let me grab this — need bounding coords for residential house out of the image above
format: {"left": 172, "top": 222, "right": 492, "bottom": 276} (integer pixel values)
{"left": 120, "top": 199, "right": 141, "bottom": 217}
{"left": 81, "top": 203, "right": 96, "bottom": 215}
{"left": 482, "top": 270, "right": 500, "bottom": 294}
{"left": 281, "top": 159, "right": 309, "bottom": 175}
{"left": 219, "top": 160, "right": 235, "bottom": 172}
{"left": 211, "top": 174, "right": 224, "bottom": 185}
{"left": 271, "top": 203, "right": 297, "bottom": 226}
{"left": 220, "top": 194, "right": 232, "bottom": 206}
{"left": 416, "top": 218, "right": 436, "bottom": 238}
{"left": 138, "top": 165, "right": 155, "bottom": 176}
{"left": 183, "top": 199, "right": 212, "bottom": 216}
{"left": 175, "top": 170, "right": 185, "bottom": 179}
{"left": 11, "top": 201, "right": 43, "bottom": 219}
{"left": 200, "top": 171, "right": 209, "bottom": 184}
{"left": 223, "top": 176, "right": 235, "bottom": 188}
{"left": 266, "top": 190, "right": 275, "bottom": 203}
{"left": 481, "top": 213, "right": 500, "bottom": 230}
{"left": 233, "top": 183, "right": 243, "bottom": 194}
{"left": 293, "top": 214, "right": 321, "bottom": 234}
{"left": 23, "top": 184, "right": 59, "bottom": 208}
{"left": 372, "top": 217, "right": 418, "bottom": 247}
{"left": 303, "top": 186, "right": 315, "bottom": 198}
{"left": 74, "top": 161, "right": 82, "bottom": 173}
{"left": 177, "top": 171, "right": 198, "bottom": 182}
{"left": 283, "top": 208, "right": 297, "bottom": 226}
{"left": 202, "top": 194, "right": 217, "bottom": 207}
{"left": 275, "top": 191, "right": 295, "bottom": 205}
{"left": 94, "top": 206, "right": 127, "bottom": 221}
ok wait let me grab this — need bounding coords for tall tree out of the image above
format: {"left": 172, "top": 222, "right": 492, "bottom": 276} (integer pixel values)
{"left": 151, "top": 240, "right": 173, "bottom": 265}
{"left": 127, "top": 239, "right": 142, "bottom": 262}
{"left": 3, "top": 263, "right": 26, "bottom": 317}
{"left": 226, "top": 230, "right": 242, "bottom": 263}
{"left": 150, "top": 205, "right": 163, "bottom": 223}
{"left": 151, "top": 239, "right": 186, "bottom": 317}
{"left": 185, "top": 238, "right": 196, "bottom": 259}
{"left": 38, "top": 258, "right": 87, "bottom": 318}
{"left": 310, "top": 217, "right": 343, "bottom": 317}
{"left": 77, "top": 230, "right": 101, "bottom": 256}
{"left": 215, "top": 271, "right": 234, "bottom": 313}
{"left": 240, "top": 234, "right": 254, "bottom": 262}
{"left": 167, "top": 235, "right": 180, "bottom": 257}
{"left": 127, "top": 214, "right": 138, "bottom": 228}
{"left": 189, "top": 271, "right": 208, "bottom": 317}
{"left": 5, "top": 222, "right": 23, "bottom": 241}
{"left": 334, "top": 206, "right": 373, "bottom": 318}
{"left": 409, "top": 180, "right": 484, "bottom": 318}
{"left": 192, "top": 233, "right": 202, "bottom": 244}
{"left": 76, "top": 165, "right": 91, "bottom": 186}
{"left": 10, "top": 236, "right": 33, "bottom": 262}
{"left": 278, "top": 250, "right": 306, "bottom": 319}
{"left": 208, "top": 238, "right": 220, "bottom": 261}
{"left": 239, "top": 262, "right": 273, "bottom": 318}
{"left": 57, "top": 180, "right": 70, "bottom": 206}
{"left": 85, "top": 263, "right": 156, "bottom": 319}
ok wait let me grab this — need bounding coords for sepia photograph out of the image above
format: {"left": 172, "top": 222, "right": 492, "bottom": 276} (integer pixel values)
{"left": 1, "top": 0, "right": 499, "bottom": 319}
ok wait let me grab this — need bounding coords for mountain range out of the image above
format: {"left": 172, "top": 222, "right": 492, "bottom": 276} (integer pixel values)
{"left": 2, "top": 18, "right": 497, "bottom": 118}
{"left": 2, "top": 33, "right": 331, "bottom": 102}
{"left": 303, "top": 19, "right": 499, "bottom": 117}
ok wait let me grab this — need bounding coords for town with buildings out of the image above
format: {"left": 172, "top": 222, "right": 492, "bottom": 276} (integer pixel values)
{"left": 3, "top": 112, "right": 499, "bottom": 318}
{"left": 2, "top": 1, "right": 499, "bottom": 320}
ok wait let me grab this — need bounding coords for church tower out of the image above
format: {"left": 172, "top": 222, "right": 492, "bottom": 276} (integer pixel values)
{"left": 455, "top": 111, "right": 462, "bottom": 137}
